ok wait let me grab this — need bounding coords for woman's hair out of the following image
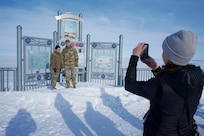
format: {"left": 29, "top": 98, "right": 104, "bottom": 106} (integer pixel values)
{"left": 159, "top": 61, "right": 185, "bottom": 75}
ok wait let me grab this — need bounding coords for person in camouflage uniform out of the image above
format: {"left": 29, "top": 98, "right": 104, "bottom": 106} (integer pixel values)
{"left": 61, "top": 40, "right": 79, "bottom": 88}
{"left": 50, "top": 45, "right": 62, "bottom": 89}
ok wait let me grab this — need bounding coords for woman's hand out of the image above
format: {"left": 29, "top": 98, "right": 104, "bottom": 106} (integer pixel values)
{"left": 142, "top": 56, "right": 159, "bottom": 70}
{"left": 133, "top": 42, "right": 159, "bottom": 70}
{"left": 132, "top": 43, "right": 147, "bottom": 57}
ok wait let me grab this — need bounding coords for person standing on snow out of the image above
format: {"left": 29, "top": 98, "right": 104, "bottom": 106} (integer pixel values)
{"left": 50, "top": 45, "right": 62, "bottom": 90}
{"left": 125, "top": 30, "right": 203, "bottom": 135}
{"left": 61, "top": 39, "right": 79, "bottom": 88}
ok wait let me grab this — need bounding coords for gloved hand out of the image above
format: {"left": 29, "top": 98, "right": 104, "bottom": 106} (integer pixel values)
{"left": 54, "top": 68, "right": 57, "bottom": 72}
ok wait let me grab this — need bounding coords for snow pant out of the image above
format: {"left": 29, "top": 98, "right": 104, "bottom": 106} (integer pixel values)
{"left": 64, "top": 65, "right": 76, "bottom": 88}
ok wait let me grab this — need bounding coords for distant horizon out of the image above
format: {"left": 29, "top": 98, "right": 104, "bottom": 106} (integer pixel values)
{"left": 1, "top": 55, "right": 204, "bottom": 69}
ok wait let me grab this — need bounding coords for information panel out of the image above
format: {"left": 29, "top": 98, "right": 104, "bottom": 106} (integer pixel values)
{"left": 28, "top": 51, "right": 49, "bottom": 70}
{"left": 23, "top": 36, "right": 52, "bottom": 83}
{"left": 61, "top": 19, "right": 77, "bottom": 39}
{"left": 58, "top": 12, "right": 83, "bottom": 44}
{"left": 71, "top": 42, "right": 86, "bottom": 68}
{"left": 91, "top": 43, "right": 117, "bottom": 80}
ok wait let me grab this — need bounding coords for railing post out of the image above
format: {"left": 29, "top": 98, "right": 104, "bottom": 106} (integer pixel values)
{"left": 6, "top": 70, "right": 9, "bottom": 91}
{"left": 13, "top": 68, "right": 17, "bottom": 91}
{"left": 0, "top": 69, "right": 4, "bottom": 91}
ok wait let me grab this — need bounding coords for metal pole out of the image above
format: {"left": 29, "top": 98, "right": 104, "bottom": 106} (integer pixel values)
{"left": 14, "top": 68, "right": 17, "bottom": 91}
{"left": 23, "top": 36, "right": 26, "bottom": 91}
{"left": 17, "top": 25, "right": 22, "bottom": 91}
{"left": 0, "top": 69, "right": 4, "bottom": 91}
{"left": 79, "top": 13, "right": 83, "bottom": 41}
{"left": 6, "top": 70, "right": 9, "bottom": 91}
{"left": 86, "top": 34, "right": 91, "bottom": 82}
{"left": 57, "top": 11, "right": 62, "bottom": 45}
{"left": 53, "top": 31, "right": 57, "bottom": 50}
{"left": 118, "top": 35, "right": 123, "bottom": 86}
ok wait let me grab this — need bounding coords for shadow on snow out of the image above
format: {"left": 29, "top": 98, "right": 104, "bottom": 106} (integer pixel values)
{"left": 54, "top": 93, "right": 94, "bottom": 136}
{"left": 84, "top": 101, "right": 125, "bottom": 136}
{"left": 6, "top": 109, "right": 37, "bottom": 136}
{"left": 100, "top": 87, "right": 143, "bottom": 131}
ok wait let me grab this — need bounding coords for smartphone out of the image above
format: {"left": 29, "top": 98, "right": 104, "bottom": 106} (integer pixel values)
{"left": 140, "top": 44, "right": 149, "bottom": 60}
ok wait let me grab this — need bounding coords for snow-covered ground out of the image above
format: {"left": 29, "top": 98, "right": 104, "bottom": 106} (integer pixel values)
{"left": 0, "top": 56, "right": 204, "bottom": 135}
{"left": 0, "top": 82, "right": 204, "bottom": 136}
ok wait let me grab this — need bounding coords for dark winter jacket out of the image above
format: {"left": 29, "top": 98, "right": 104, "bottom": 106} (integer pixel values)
{"left": 125, "top": 55, "right": 204, "bottom": 136}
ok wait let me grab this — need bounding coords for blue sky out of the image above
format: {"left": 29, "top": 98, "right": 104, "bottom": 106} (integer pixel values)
{"left": 0, "top": 0, "right": 204, "bottom": 66}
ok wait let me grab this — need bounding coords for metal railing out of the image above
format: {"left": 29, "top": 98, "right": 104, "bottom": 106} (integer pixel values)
{"left": 1, "top": 67, "right": 203, "bottom": 91}
{"left": 122, "top": 68, "right": 154, "bottom": 86}
{"left": 0, "top": 67, "right": 17, "bottom": 91}
{"left": 122, "top": 68, "right": 204, "bottom": 86}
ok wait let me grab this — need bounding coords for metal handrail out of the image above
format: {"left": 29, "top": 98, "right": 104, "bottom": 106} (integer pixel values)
{"left": 122, "top": 68, "right": 204, "bottom": 86}
{"left": 0, "top": 67, "right": 203, "bottom": 91}
{"left": 0, "top": 67, "right": 17, "bottom": 91}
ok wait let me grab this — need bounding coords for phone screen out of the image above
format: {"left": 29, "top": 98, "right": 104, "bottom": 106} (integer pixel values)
{"left": 140, "top": 44, "right": 149, "bottom": 60}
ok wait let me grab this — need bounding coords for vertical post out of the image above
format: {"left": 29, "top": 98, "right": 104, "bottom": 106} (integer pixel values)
{"left": 79, "top": 13, "right": 83, "bottom": 41}
{"left": 0, "top": 69, "right": 4, "bottom": 91}
{"left": 14, "top": 68, "right": 17, "bottom": 91}
{"left": 6, "top": 70, "right": 9, "bottom": 91}
{"left": 17, "top": 25, "right": 22, "bottom": 91}
{"left": 86, "top": 34, "right": 91, "bottom": 82}
{"left": 53, "top": 31, "right": 58, "bottom": 50}
{"left": 79, "top": 13, "right": 83, "bottom": 81}
{"left": 118, "top": 35, "right": 123, "bottom": 86}
{"left": 23, "top": 36, "right": 26, "bottom": 91}
{"left": 57, "top": 11, "right": 62, "bottom": 45}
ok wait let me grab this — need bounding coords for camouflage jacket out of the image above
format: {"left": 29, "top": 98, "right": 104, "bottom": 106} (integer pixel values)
{"left": 50, "top": 51, "right": 62, "bottom": 72}
{"left": 61, "top": 46, "right": 78, "bottom": 67}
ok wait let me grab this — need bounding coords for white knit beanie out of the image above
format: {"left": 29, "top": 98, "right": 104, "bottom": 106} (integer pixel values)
{"left": 162, "top": 30, "right": 197, "bottom": 66}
